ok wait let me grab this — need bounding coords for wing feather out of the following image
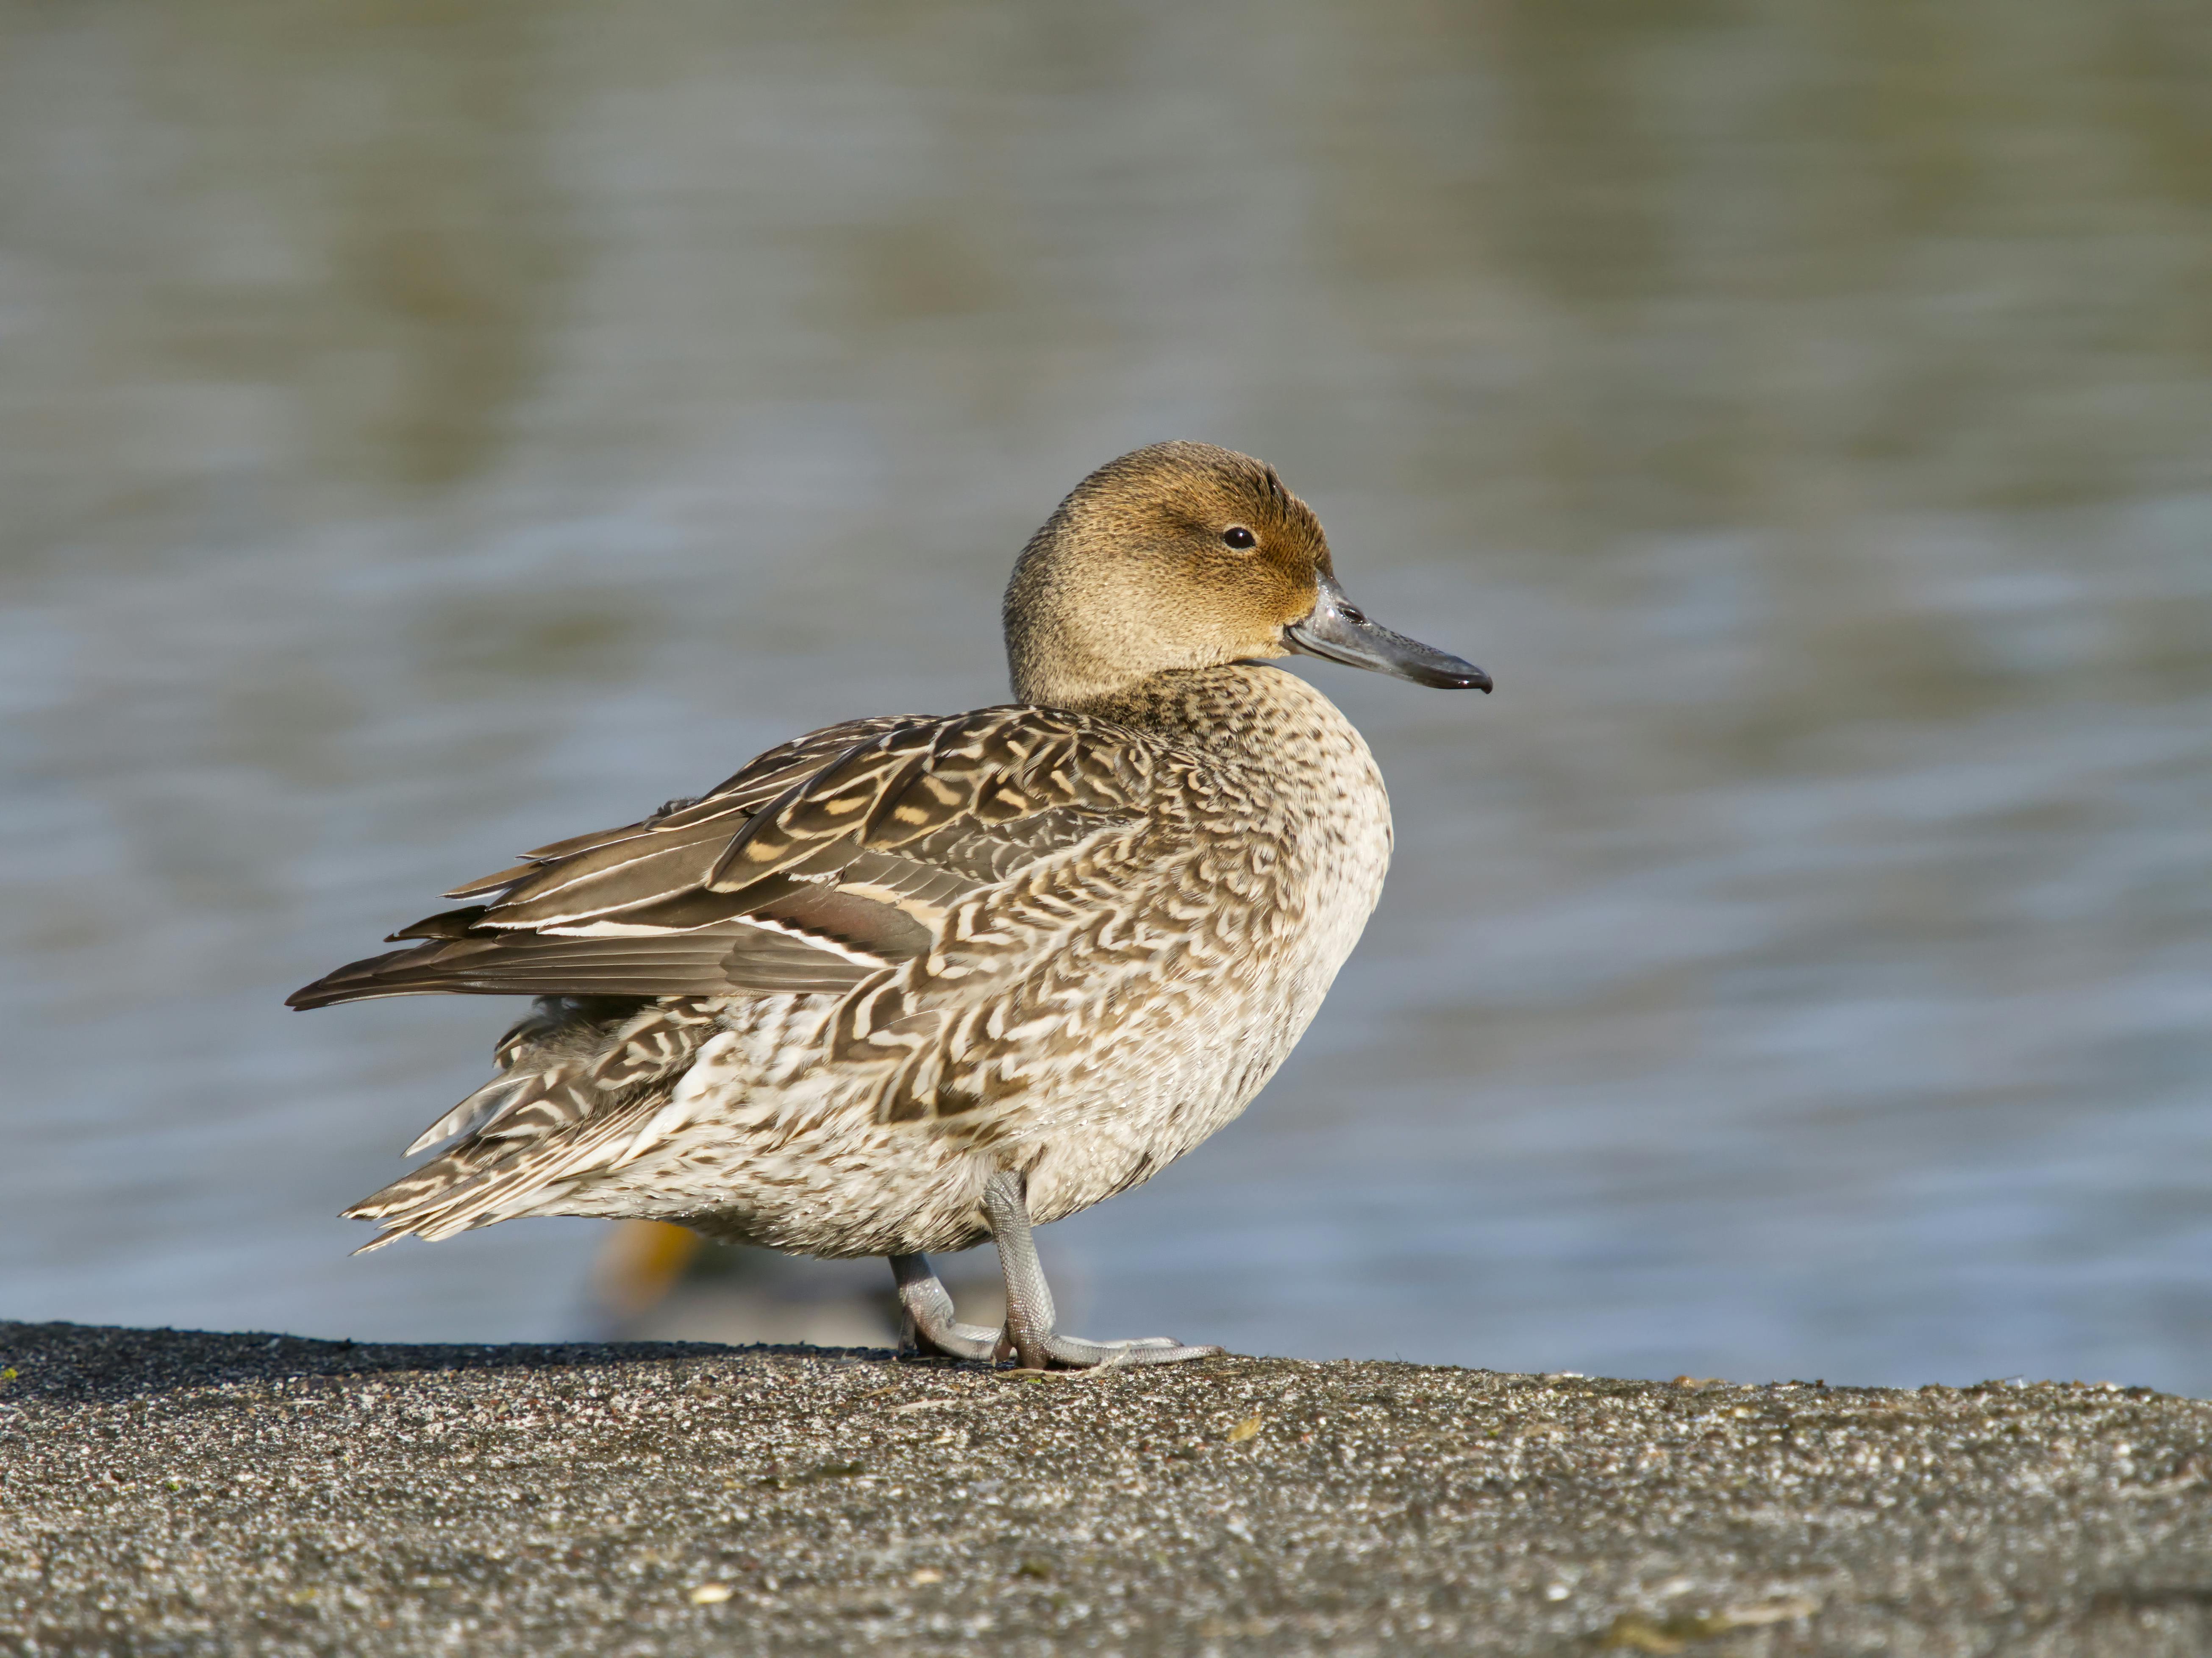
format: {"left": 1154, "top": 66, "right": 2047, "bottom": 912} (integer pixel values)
{"left": 288, "top": 706, "right": 1149, "bottom": 1010}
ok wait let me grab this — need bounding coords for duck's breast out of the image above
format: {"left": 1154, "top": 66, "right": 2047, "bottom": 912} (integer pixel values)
{"left": 1015, "top": 667, "right": 1394, "bottom": 1221}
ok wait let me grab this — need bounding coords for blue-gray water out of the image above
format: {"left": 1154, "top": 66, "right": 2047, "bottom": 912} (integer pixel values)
{"left": 5, "top": 0, "right": 2210, "bottom": 1390}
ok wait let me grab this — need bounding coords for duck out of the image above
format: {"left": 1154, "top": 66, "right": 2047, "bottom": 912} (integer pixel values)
{"left": 289, "top": 441, "right": 1489, "bottom": 1369}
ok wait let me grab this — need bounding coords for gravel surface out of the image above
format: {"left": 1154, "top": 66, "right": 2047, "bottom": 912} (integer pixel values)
{"left": 4, "top": 1321, "right": 2211, "bottom": 1656}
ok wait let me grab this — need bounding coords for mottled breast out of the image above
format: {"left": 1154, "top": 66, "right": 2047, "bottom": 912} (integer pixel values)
{"left": 865, "top": 663, "right": 1394, "bottom": 1223}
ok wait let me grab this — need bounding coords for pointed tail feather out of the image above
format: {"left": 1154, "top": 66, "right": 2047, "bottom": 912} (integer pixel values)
{"left": 343, "top": 1093, "right": 667, "bottom": 1248}
{"left": 404, "top": 1075, "right": 530, "bottom": 1157}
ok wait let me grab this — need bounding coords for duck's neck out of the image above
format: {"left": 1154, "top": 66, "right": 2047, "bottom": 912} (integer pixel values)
{"left": 1056, "top": 662, "right": 1327, "bottom": 754}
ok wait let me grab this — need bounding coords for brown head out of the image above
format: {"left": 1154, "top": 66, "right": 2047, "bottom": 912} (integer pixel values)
{"left": 1003, "top": 441, "right": 1488, "bottom": 710}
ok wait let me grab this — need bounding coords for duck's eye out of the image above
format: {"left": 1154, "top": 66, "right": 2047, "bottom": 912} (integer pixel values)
{"left": 1222, "top": 526, "right": 1258, "bottom": 549}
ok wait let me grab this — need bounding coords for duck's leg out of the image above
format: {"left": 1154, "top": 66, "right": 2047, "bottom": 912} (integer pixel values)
{"left": 889, "top": 1253, "right": 1000, "bottom": 1361}
{"left": 981, "top": 1169, "right": 1222, "bottom": 1369}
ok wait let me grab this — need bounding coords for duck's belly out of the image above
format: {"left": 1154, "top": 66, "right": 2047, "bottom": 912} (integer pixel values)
{"left": 552, "top": 997, "right": 995, "bottom": 1258}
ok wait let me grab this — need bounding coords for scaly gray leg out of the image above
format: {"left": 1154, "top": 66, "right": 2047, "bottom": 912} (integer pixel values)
{"left": 889, "top": 1253, "right": 1000, "bottom": 1361}
{"left": 981, "top": 1169, "right": 1222, "bottom": 1370}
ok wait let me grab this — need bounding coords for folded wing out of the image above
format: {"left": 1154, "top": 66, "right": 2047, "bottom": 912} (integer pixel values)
{"left": 287, "top": 707, "right": 1151, "bottom": 1009}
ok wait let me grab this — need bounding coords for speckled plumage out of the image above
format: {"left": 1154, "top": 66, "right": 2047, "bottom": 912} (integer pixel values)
{"left": 292, "top": 442, "right": 1485, "bottom": 1354}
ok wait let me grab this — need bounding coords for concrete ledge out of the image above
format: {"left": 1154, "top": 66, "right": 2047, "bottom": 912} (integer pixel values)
{"left": 4, "top": 1321, "right": 2209, "bottom": 1655}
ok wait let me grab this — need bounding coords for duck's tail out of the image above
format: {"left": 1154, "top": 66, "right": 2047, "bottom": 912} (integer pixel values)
{"left": 343, "top": 997, "right": 722, "bottom": 1250}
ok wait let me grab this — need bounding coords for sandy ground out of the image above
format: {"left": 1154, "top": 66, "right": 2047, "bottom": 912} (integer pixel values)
{"left": 4, "top": 1321, "right": 2210, "bottom": 1656}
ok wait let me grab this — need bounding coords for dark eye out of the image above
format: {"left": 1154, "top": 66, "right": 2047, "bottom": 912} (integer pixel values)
{"left": 1222, "top": 526, "right": 1257, "bottom": 549}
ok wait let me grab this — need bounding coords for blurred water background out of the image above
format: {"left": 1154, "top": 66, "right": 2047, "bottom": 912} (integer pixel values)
{"left": 5, "top": 0, "right": 2210, "bottom": 1390}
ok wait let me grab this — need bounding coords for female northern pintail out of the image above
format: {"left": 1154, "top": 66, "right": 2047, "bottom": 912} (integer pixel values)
{"left": 291, "top": 442, "right": 1488, "bottom": 1368}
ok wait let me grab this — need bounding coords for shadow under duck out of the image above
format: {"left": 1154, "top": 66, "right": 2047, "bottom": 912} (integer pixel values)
{"left": 290, "top": 441, "right": 1488, "bottom": 1369}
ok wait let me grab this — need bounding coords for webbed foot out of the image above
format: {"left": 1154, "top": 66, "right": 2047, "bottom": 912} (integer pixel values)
{"left": 889, "top": 1253, "right": 1000, "bottom": 1362}
{"left": 980, "top": 1170, "right": 1222, "bottom": 1370}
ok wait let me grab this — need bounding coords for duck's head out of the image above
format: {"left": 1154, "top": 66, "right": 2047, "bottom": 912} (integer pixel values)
{"left": 1003, "top": 440, "right": 1489, "bottom": 710}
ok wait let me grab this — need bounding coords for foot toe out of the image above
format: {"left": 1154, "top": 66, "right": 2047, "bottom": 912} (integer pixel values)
{"left": 1041, "top": 1333, "right": 1223, "bottom": 1368}
{"left": 906, "top": 1321, "right": 1003, "bottom": 1363}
